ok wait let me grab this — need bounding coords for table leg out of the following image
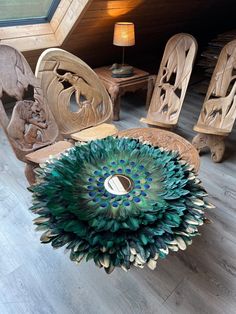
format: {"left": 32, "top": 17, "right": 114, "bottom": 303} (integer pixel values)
{"left": 146, "top": 75, "right": 156, "bottom": 110}
{"left": 109, "top": 85, "right": 120, "bottom": 121}
{"left": 25, "top": 162, "right": 38, "bottom": 185}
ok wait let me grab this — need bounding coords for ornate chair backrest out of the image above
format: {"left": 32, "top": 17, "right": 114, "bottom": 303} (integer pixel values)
{"left": 146, "top": 33, "right": 197, "bottom": 126}
{"left": 0, "top": 44, "right": 58, "bottom": 162}
{"left": 35, "top": 48, "right": 113, "bottom": 136}
{"left": 196, "top": 40, "right": 236, "bottom": 133}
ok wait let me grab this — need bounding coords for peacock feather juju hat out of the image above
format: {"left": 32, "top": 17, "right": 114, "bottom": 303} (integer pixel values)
{"left": 29, "top": 136, "right": 213, "bottom": 274}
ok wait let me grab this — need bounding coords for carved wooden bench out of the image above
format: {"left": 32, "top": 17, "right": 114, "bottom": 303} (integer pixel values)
{"left": 192, "top": 40, "right": 236, "bottom": 162}
{"left": 35, "top": 48, "right": 118, "bottom": 142}
{"left": 141, "top": 33, "right": 197, "bottom": 128}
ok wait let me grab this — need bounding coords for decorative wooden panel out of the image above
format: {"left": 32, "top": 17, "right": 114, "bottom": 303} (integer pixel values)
{"left": 142, "top": 33, "right": 197, "bottom": 128}
{"left": 118, "top": 127, "right": 200, "bottom": 171}
{"left": 21, "top": 0, "right": 236, "bottom": 70}
{"left": 0, "top": 44, "right": 58, "bottom": 163}
{"left": 194, "top": 40, "right": 236, "bottom": 135}
{"left": 35, "top": 48, "right": 113, "bottom": 136}
{"left": 192, "top": 40, "right": 236, "bottom": 163}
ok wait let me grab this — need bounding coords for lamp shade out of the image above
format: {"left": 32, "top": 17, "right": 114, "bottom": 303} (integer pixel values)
{"left": 113, "top": 22, "right": 135, "bottom": 47}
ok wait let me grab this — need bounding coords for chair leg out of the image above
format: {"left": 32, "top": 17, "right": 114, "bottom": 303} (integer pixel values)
{"left": 25, "top": 162, "right": 38, "bottom": 185}
{"left": 192, "top": 133, "right": 226, "bottom": 163}
{"left": 145, "top": 75, "right": 156, "bottom": 110}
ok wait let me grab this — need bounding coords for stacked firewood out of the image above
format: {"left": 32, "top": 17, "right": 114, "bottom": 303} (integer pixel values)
{"left": 198, "top": 29, "right": 236, "bottom": 77}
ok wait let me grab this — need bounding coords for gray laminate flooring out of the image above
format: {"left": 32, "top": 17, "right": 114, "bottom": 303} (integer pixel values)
{"left": 0, "top": 89, "right": 235, "bottom": 314}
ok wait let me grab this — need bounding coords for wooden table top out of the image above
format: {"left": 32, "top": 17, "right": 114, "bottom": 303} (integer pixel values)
{"left": 94, "top": 66, "right": 149, "bottom": 85}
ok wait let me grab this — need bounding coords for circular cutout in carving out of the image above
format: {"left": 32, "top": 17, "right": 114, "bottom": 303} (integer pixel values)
{"left": 104, "top": 174, "right": 134, "bottom": 195}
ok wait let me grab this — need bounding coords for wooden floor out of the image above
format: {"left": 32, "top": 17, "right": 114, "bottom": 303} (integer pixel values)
{"left": 0, "top": 89, "right": 236, "bottom": 314}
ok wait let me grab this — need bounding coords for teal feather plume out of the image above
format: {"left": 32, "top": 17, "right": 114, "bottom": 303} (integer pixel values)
{"left": 29, "top": 136, "right": 213, "bottom": 273}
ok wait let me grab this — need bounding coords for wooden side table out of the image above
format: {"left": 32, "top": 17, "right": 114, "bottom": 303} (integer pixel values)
{"left": 94, "top": 66, "right": 155, "bottom": 120}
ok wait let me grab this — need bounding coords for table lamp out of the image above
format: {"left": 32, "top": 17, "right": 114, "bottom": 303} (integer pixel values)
{"left": 111, "top": 22, "right": 135, "bottom": 78}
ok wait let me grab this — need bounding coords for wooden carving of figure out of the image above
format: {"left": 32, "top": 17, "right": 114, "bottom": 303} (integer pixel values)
{"left": 0, "top": 44, "right": 58, "bottom": 160}
{"left": 195, "top": 40, "right": 236, "bottom": 133}
{"left": 197, "top": 43, "right": 236, "bottom": 132}
{"left": 193, "top": 40, "right": 236, "bottom": 162}
{"left": 35, "top": 48, "right": 113, "bottom": 136}
{"left": 157, "top": 67, "right": 181, "bottom": 121}
{"left": 7, "top": 100, "right": 48, "bottom": 149}
{"left": 142, "top": 33, "right": 197, "bottom": 128}
{"left": 200, "top": 81, "right": 236, "bottom": 129}
{"left": 55, "top": 70, "right": 103, "bottom": 123}
{"left": 210, "top": 46, "right": 236, "bottom": 97}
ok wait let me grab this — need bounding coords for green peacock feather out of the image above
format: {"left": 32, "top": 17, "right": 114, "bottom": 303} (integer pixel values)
{"left": 29, "top": 136, "right": 213, "bottom": 273}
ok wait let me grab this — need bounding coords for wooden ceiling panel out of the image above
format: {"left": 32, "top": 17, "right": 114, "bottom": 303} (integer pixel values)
{"left": 63, "top": 0, "right": 236, "bottom": 69}
{"left": 16, "top": 0, "right": 235, "bottom": 70}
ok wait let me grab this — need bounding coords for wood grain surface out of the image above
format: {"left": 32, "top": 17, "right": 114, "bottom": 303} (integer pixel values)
{"left": 118, "top": 127, "right": 200, "bottom": 172}
{"left": 36, "top": 48, "right": 113, "bottom": 136}
{"left": 193, "top": 39, "right": 236, "bottom": 162}
{"left": 0, "top": 90, "right": 236, "bottom": 314}
{"left": 71, "top": 123, "right": 118, "bottom": 141}
{"left": 143, "top": 33, "right": 197, "bottom": 128}
{"left": 94, "top": 66, "right": 152, "bottom": 120}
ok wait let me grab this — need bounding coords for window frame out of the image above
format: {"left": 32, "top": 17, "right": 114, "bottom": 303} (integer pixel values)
{"left": 0, "top": 0, "right": 61, "bottom": 27}
{"left": 0, "top": 0, "right": 92, "bottom": 51}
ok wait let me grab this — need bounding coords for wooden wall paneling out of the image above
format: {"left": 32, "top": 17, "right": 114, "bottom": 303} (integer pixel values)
{"left": 89, "top": 0, "right": 140, "bottom": 10}
{"left": 58, "top": 0, "right": 94, "bottom": 46}
{"left": 1, "top": 0, "right": 235, "bottom": 73}
{"left": 23, "top": 50, "right": 48, "bottom": 71}
{"left": 60, "top": 0, "right": 201, "bottom": 70}
{"left": 2, "top": 34, "right": 58, "bottom": 52}
{"left": 0, "top": 24, "right": 53, "bottom": 40}
{"left": 50, "top": 0, "right": 73, "bottom": 33}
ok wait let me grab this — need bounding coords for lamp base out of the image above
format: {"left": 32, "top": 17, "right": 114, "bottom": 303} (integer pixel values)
{"left": 112, "top": 72, "right": 134, "bottom": 78}
{"left": 110, "top": 63, "right": 134, "bottom": 78}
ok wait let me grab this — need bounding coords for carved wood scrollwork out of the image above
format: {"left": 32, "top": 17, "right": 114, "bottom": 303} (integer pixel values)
{"left": 144, "top": 33, "right": 197, "bottom": 128}
{"left": 0, "top": 44, "right": 58, "bottom": 162}
{"left": 118, "top": 128, "right": 200, "bottom": 171}
{"left": 35, "top": 48, "right": 113, "bottom": 136}
{"left": 194, "top": 40, "right": 236, "bottom": 135}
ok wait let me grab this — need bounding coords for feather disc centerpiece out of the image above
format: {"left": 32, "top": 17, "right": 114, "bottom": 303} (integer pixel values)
{"left": 29, "top": 136, "right": 212, "bottom": 273}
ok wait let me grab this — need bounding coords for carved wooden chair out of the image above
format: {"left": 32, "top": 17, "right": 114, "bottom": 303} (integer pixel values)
{"left": 0, "top": 44, "right": 73, "bottom": 184}
{"left": 35, "top": 48, "right": 118, "bottom": 142}
{"left": 141, "top": 33, "right": 197, "bottom": 128}
{"left": 192, "top": 40, "right": 236, "bottom": 162}
{"left": 0, "top": 45, "right": 198, "bottom": 187}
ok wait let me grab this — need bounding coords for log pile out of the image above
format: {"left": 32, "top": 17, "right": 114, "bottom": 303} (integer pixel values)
{"left": 198, "top": 29, "right": 236, "bottom": 77}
